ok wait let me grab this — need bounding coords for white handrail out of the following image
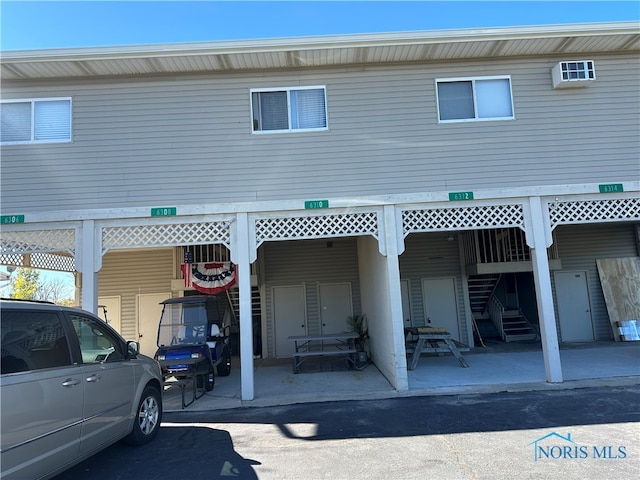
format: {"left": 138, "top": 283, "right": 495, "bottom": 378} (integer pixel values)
{"left": 463, "top": 228, "right": 559, "bottom": 265}
{"left": 488, "top": 295, "right": 506, "bottom": 339}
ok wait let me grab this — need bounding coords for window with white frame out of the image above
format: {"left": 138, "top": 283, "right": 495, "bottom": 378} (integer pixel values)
{"left": 436, "top": 77, "right": 514, "bottom": 122}
{"left": 251, "top": 86, "right": 327, "bottom": 133}
{"left": 1, "top": 98, "right": 72, "bottom": 144}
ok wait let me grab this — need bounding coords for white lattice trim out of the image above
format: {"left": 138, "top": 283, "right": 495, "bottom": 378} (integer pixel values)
{"left": 0, "top": 229, "right": 75, "bottom": 255}
{"left": 549, "top": 197, "right": 640, "bottom": 229}
{"left": 0, "top": 252, "right": 76, "bottom": 272}
{"left": 402, "top": 204, "right": 524, "bottom": 236}
{"left": 102, "top": 221, "right": 231, "bottom": 253}
{"left": 34, "top": 253, "right": 75, "bottom": 271}
{"left": 255, "top": 211, "right": 379, "bottom": 244}
{"left": 0, "top": 253, "right": 24, "bottom": 267}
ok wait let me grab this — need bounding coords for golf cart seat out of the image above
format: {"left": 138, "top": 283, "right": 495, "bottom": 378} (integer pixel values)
{"left": 206, "top": 324, "right": 222, "bottom": 350}
{"left": 177, "top": 325, "right": 206, "bottom": 343}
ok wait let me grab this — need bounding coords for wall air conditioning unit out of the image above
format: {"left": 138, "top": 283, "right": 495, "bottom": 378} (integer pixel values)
{"left": 552, "top": 60, "right": 596, "bottom": 89}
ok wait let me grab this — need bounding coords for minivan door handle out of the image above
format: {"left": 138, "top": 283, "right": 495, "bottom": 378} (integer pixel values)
{"left": 85, "top": 374, "right": 102, "bottom": 383}
{"left": 62, "top": 378, "right": 81, "bottom": 387}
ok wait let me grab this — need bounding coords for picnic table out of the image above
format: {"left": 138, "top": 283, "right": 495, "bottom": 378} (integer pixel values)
{"left": 288, "top": 332, "right": 359, "bottom": 373}
{"left": 405, "top": 327, "right": 469, "bottom": 370}
{"left": 162, "top": 362, "right": 205, "bottom": 409}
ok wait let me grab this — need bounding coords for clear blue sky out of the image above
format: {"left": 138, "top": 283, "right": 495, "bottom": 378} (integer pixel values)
{"left": 1, "top": 1, "right": 639, "bottom": 51}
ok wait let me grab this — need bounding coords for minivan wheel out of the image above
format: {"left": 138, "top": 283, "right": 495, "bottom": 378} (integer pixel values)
{"left": 123, "top": 385, "right": 162, "bottom": 445}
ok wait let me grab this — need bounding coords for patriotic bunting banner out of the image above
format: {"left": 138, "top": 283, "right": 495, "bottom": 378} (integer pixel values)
{"left": 181, "top": 262, "right": 237, "bottom": 295}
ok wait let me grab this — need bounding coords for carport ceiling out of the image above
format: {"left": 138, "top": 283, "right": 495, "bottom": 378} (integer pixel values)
{"left": 1, "top": 22, "right": 639, "bottom": 80}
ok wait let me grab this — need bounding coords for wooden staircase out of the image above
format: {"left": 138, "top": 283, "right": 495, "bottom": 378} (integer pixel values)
{"left": 501, "top": 309, "right": 538, "bottom": 342}
{"left": 226, "top": 286, "right": 261, "bottom": 323}
{"left": 225, "top": 286, "right": 263, "bottom": 356}
{"left": 468, "top": 274, "right": 501, "bottom": 316}
{"left": 469, "top": 274, "right": 539, "bottom": 343}
{"left": 468, "top": 274, "right": 501, "bottom": 343}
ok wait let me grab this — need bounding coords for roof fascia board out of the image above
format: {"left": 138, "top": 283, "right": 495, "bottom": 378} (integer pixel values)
{"left": 2, "top": 21, "right": 638, "bottom": 63}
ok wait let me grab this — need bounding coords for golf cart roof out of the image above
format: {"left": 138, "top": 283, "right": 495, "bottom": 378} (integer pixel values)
{"left": 159, "top": 295, "right": 218, "bottom": 305}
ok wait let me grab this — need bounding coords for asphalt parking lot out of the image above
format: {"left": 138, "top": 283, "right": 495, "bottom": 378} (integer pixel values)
{"left": 56, "top": 383, "right": 640, "bottom": 480}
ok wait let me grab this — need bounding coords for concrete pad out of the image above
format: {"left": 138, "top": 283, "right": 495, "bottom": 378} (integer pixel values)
{"left": 162, "top": 342, "right": 640, "bottom": 412}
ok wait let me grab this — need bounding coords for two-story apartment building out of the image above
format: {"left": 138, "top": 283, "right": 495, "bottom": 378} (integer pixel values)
{"left": 2, "top": 22, "right": 639, "bottom": 401}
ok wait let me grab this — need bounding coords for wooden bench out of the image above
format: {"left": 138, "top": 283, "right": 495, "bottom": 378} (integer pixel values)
{"left": 288, "top": 333, "right": 359, "bottom": 373}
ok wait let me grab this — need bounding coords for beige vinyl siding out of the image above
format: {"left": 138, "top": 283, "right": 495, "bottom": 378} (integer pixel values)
{"left": 2, "top": 54, "right": 638, "bottom": 212}
{"left": 262, "top": 238, "right": 361, "bottom": 358}
{"left": 399, "top": 232, "right": 468, "bottom": 342}
{"left": 553, "top": 223, "right": 639, "bottom": 341}
{"left": 98, "top": 249, "right": 175, "bottom": 339}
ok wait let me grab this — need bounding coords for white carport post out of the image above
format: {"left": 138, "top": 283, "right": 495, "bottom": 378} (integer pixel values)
{"left": 383, "top": 205, "right": 409, "bottom": 391}
{"left": 526, "top": 197, "right": 562, "bottom": 383}
{"left": 78, "top": 219, "right": 101, "bottom": 314}
{"left": 232, "top": 212, "right": 254, "bottom": 401}
{"left": 359, "top": 206, "right": 408, "bottom": 391}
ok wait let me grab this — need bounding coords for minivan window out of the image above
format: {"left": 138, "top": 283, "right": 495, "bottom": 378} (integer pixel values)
{"left": 1, "top": 311, "right": 72, "bottom": 374}
{"left": 68, "top": 314, "right": 125, "bottom": 364}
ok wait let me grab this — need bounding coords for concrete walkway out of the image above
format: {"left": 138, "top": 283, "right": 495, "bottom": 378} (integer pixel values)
{"left": 162, "top": 342, "right": 640, "bottom": 412}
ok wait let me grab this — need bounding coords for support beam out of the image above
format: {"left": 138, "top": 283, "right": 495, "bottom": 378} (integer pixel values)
{"left": 526, "top": 197, "right": 563, "bottom": 383}
{"left": 383, "top": 205, "right": 409, "bottom": 391}
{"left": 458, "top": 236, "right": 476, "bottom": 348}
{"left": 79, "top": 220, "right": 100, "bottom": 314}
{"left": 233, "top": 212, "right": 255, "bottom": 401}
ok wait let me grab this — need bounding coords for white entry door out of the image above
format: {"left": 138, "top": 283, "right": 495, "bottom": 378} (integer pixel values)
{"left": 319, "top": 283, "right": 353, "bottom": 334}
{"left": 274, "top": 285, "right": 307, "bottom": 358}
{"left": 555, "top": 271, "right": 594, "bottom": 342}
{"left": 98, "top": 295, "right": 121, "bottom": 333}
{"left": 422, "top": 277, "right": 460, "bottom": 341}
{"left": 136, "top": 292, "right": 171, "bottom": 357}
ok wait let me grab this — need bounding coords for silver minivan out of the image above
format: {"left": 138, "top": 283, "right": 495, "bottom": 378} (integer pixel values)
{"left": 0, "top": 299, "right": 163, "bottom": 480}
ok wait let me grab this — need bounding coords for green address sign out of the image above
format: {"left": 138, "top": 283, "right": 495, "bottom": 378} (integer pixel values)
{"left": 448, "top": 191, "right": 474, "bottom": 201}
{"left": 598, "top": 184, "right": 623, "bottom": 193}
{"left": 1, "top": 215, "right": 25, "bottom": 224}
{"left": 151, "top": 207, "right": 177, "bottom": 217}
{"left": 304, "top": 200, "right": 329, "bottom": 209}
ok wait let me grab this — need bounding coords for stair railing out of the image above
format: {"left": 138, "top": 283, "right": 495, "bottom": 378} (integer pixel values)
{"left": 518, "top": 310, "right": 540, "bottom": 340}
{"left": 488, "top": 295, "right": 506, "bottom": 340}
{"left": 474, "top": 273, "right": 503, "bottom": 317}
{"left": 483, "top": 273, "right": 502, "bottom": 314}
{"left": 464, "top": 228, "right": 538, "bottom": 265}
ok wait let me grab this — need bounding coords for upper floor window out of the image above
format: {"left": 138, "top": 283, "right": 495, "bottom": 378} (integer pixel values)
{"left": 1, "top": 98, "right": 72, "bottom": 144}
{"left": 436, "top": 77, "right": 513, "bottom": 122}
{"left": 251, "top": 86, "right": 327, "bottom": 133}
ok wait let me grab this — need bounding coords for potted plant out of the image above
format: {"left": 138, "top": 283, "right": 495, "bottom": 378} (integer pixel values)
{"left": 347, "top": 314, "right": 369, "bottom": 364}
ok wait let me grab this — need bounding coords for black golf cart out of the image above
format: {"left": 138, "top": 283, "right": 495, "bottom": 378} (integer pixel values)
{"left": 154, "top": 295, "right": 233, "bottom": 392}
